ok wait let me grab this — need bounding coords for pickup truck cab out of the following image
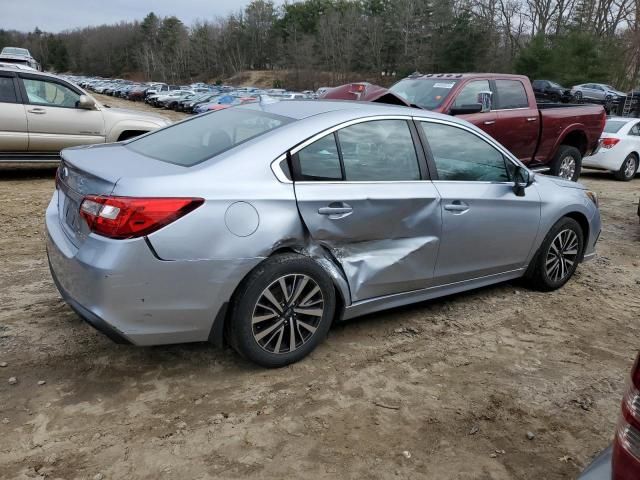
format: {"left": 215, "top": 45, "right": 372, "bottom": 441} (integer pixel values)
{"left": 0, "top": 65, "right": 171, "bottom": 162}
{"left": 323, "top": 73, "right": 606, "bottom": 181}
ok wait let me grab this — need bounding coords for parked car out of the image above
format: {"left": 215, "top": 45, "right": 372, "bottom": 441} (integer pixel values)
{"left": 47, "top": 100, "right": 600, "bottom": 367}
{"left": 532, "top": 80, "right": 572, "bottom": 103}
{"left": 583, "top": 117, "right": 640, "bottom": 181}
{"left": 0, "top": 46, "right": 41, "bottom": 70}
{"left": 322, "top": 74, "right": 606, "bottom": 181}
{"left": 572, "top": 83, "right": 626, "bottom": 102}
{"left": 578, "top": 352, "right": 640, "bottom": 480}
{"left": 0, "top": 65, "right": 171, "bottom": 162}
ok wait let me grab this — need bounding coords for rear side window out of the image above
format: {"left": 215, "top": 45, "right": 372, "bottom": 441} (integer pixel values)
{"left": 294, "top": 120, "right": 421, "bottom": 182}
{"left": 0, "top": 76, "right": 17, "bottom": 103}
{"left": 297, "top": 133, "right": 342, "bottom": 180}
{"left": 337, "top": 120, "right": 420, "bottom": 181}
{"left": 126, "top": 109, "right": 293, "bottom": 167}
{"left": 495, "top": 80, "right": 528, "bottom": 109}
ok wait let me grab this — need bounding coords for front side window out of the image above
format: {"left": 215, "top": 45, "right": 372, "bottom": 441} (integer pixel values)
{"left": 419, "top": 121, "right": 510, "bottom": 182}
{"left": 0, "top": 76, "right": 17, "bottom": 103}
{"left": 127, "top": 108, "right": 293, "bottom": 167}
{"left": 453, "top": 80, "right": 491, "bottom": 108}
{"left": 495, "top": 80, "right": 528, "bottom": 109}
{"left": 22, "top": 78, "right": 80, "bottom": 108}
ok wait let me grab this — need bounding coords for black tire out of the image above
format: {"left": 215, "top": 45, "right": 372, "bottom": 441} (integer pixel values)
{"left": 227, "top": 253, "right": 336, "bottom": 368}
{"left": 550, "top": 93, "right": 560, "bottom": 103}
{"left": 549, "top": 145, "right": 582, "bottom": 181}
{"left": 574, "top": 91, "right": 583, "bottom": 101}
{"left": 614, "top": 153, "right": 638, "bottom": 181}
{"left": 525, "top": 217, "right": 584, "bottom": 291}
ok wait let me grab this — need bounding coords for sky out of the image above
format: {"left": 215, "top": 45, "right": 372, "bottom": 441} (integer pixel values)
{"left": 0, "top": 0, "right": 262, "bottom": 33}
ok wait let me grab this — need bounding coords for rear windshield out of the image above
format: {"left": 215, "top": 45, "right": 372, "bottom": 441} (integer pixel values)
{"left": 390, "top": 78, "right": 459, "bottom": 109}
{"left": 126, "top": 108, "right": 293, "bottom": 166}
{"left": 603, "top": 120, "right": 627, "bottom": 133}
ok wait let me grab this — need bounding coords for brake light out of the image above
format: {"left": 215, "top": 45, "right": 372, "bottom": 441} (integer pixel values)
{"left": 79, "top": 195, "right": 204, "bottom": 239}
{"left": 614, "top": 354, "right": 640, "bottom": 479}
{"left": 601, "top": 137, "right": 620, "bottom": 149}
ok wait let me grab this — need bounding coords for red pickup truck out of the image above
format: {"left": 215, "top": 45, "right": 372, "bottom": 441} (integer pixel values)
{"left": 322, "top": 73, "right": 606, "bottom": 181}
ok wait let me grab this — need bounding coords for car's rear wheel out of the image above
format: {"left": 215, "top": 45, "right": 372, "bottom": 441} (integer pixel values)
{"left": 550, "top": 145, "right": 582, "bottom": 181}
{"left": 228, "top": 254, "right": 335, "bottom": 368}
{"left": 614, "top": 153, "right": 638, "bottom": 181}
{"left": 526, "top": 217, "right": 584, "bottom": 291}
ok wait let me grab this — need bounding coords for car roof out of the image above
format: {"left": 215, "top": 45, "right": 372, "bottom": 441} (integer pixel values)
{"left": 607, "top": 116, "right": 638, "bottom": 123}
{"left": 407, "top": 73, "right": 529, "bottom": 81}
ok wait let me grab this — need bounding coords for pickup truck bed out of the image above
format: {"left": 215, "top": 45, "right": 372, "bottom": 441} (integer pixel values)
{"left": 323, "top": 73, "right": 606, "bottom": 181}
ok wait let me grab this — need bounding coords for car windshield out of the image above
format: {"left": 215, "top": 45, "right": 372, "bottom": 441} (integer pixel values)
{"left": 2, "top": 47, "right": 29, "bottom": 56}
{"left": 389, "top": 78, "right": 459, "bottom": 109}
{"left": 603, "top": 120, "right": 628, "bottom": 133}
{"left": 549, "top": 81, "right": 562, "bottom": 88}
{"left": 126, "top": 108, "right": 294, "bottom": 167}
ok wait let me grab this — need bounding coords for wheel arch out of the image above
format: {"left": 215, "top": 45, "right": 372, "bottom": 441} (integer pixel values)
{"left": 563, "top": 211, "right": 590, "bottom": 261}
{"left": 558, "top": 129, "right": 588, "bottom": 156}
{"left": 209, "top": 245, "right": 351, "bottom": 348}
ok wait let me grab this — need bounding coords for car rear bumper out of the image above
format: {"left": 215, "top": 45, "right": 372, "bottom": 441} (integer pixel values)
{"left": 583, "top": 150, "right": 623, "bottom": 171}
{"left": 578, "top": 445, "right": 612, "bottom": 479}
{"left": 45, "top": 192, "right": 260, "bottom": 346}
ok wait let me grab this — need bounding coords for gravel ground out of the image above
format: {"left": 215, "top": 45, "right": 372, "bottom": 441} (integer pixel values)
{"left": 0, "top": 95, "right": 639, "bottom": 479}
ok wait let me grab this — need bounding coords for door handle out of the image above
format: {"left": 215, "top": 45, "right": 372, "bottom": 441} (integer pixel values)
{"left": 526, "top": 117, "right": 538, "bottom": 122}
{"left": 483, "top": 120, "right": 495, "bottom": 125}
{"left": 318, "top": 202, "right": 353, "bottom": 218}
{"left": 444, "top": 201, "right": 469, "bottom": 213}
{"left": 318, "top": 206, "right": 353, "bottom": 215}
{"left": 28, "top": 108, "right": 46, "bottom": 114}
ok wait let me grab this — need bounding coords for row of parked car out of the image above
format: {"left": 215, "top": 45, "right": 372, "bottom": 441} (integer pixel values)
{"left": 72, "top": 77, "right": 318, "bottom": 114}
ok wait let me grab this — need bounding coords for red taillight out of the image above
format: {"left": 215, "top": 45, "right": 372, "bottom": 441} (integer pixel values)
{"left": 601, "top": 137, "right": 621, "bottom": 149}
{"left": 614, "top": 354, "right": 640, "bottom": 479}
{"left": 79, "top": 195, "right": 204, "bottom": 239}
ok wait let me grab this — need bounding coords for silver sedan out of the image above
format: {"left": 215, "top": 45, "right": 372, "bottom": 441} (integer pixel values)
{"left": 46, "top": 100, "right": 601, "bottom": 367}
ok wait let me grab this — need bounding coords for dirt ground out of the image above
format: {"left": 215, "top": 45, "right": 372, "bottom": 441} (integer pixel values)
{"left": 0, "top": 96, "right": 639, "bottom": 480}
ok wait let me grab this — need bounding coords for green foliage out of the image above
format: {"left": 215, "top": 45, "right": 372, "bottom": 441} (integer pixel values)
{"left": 515, "top": 31, "right": 626, "bottom": 87}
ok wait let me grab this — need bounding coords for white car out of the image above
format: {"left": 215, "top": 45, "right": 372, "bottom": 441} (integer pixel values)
{"left": 582, "top": 117, "right": 640, "bottom": 181}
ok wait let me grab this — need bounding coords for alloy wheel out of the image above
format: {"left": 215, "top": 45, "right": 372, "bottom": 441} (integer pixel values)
{"left": 251, "top": 274, "right": 324, "bottom": 354}
{"left": 558, "top": 156, "right": 576, "bottom": 180}
{"left": 624, "top": 157, "right": 637, "bottom": 179}
{"left": 545, "top": 229, "right": 579, "bottom": 283}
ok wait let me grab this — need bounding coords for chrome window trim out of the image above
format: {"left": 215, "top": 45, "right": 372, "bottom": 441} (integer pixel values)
{"left": 270, "top": 114, "right": 529, "bottom": 185}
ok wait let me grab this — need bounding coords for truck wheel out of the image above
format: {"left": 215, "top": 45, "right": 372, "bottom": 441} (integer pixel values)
{"left": 525, "top": 217, "right": 584, "bottom": 291}
{"left": 550, "top": 145, "right": 582, "bottom": 181}
{"left": 614, "top": 154, "right": 638, "bottom": 181}
{"left": 227, "top": 254, "right": 336, "bottom": 368}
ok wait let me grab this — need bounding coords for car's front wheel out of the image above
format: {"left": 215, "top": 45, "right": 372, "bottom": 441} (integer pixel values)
{"left": 526, "top": 217, "right": 584, "bottom": 291}
{"left": 228, "top": 254, "right": 336, "bottom": 368}
{"left": 614, "top": 153, "right": 638, "bottom": 181}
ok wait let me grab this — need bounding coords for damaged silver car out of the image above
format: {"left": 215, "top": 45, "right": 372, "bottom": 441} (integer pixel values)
{"left": 46, "top": 100, "right": 601, "bottom": 367}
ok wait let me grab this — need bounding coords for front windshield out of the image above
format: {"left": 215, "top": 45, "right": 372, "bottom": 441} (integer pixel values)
{"left": 549, "top": 81, "right": 562, "bottom": 88}
{"left": 389, "top": 78, "right": 459, "bottom": 109}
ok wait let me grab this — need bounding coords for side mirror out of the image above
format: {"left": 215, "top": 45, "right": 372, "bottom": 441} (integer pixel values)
{"left": 477, "top": 91, "right": 492, "bottom": 113}
{"left": 513, "top": 166, "right": 534, "bottom": 197}
{"left": 450, "top": 103, "right": 483, "bottom": 115}
{"left": 77, "top": 95, "right": 96, "bottom": 110}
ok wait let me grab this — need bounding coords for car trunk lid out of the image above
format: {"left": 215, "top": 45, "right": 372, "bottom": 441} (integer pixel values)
{"left": 57, "top": 143, "right": 185, "bottom": 247}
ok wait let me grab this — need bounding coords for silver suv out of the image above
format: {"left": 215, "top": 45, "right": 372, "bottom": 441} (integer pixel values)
{"left": 0, "top": 65, "right": 171, "bottom": 162}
